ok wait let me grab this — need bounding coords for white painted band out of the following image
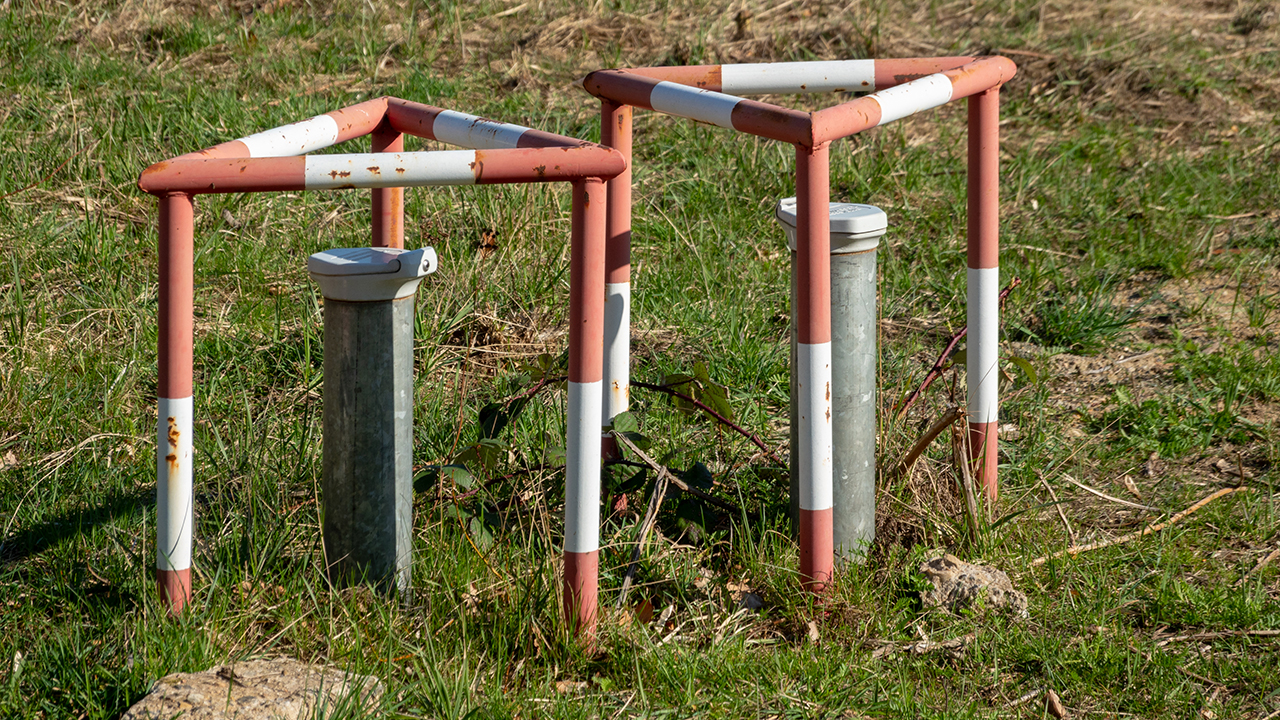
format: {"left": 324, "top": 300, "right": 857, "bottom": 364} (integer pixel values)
{"left": 565, "top": 380, "right": 602, "bottom": 553}
{"left": 869, "top": 73, "right": 954, "bottom": 127}
{"left": 720, "top": 59, "right": 876, "bottom": 95}
{"left": 602, "top": 283, "right": 631, "bottom": 425}
{"left": 967, "top": 267, "right": 1000, "bottom": 424}
{"left": 156, "top": 396, "right": 194, "bottom": 571}
{"left": 303, "top": 151, "right": 477, "bottom": 189}
{"left": 797, "top": 342, "right": 833, "bottom": 511}
{"left": 239, "top": 115, "right": 340, "bottom": 158}
{"left": 431, "top": 109, "right": 529, "bottom": 149}
{"left": 650, "top": 81, "right": 741, "bottom": 129}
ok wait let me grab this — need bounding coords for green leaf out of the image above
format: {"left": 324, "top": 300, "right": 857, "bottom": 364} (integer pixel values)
{"left": 697, "top": 380, "right": 735, "bottom": 422}
{"left": 949, "top": 348, "right": 967, "bottom": 367}
{"left": 611, "top": 411, "right": 639, "bottom": 434}
{"left": 467, "top": 514, "right": 494, "bottom": 549}
{"left": 692, "top": 361, "right": 712, "bottom": 384}
{"left": 476, "top": 438, "right": 508, "bottom": 469}
{"left": 440, "top": 464, "right": 474, "bottom": 489}
{"left": 1007, "top": 355, "right": 1038, "bottom": 384}
{"left": 618, "top": 430, "right": 651, "bottom": 452}
{"left": 478, "top": 402, "right": 508, "bottom": 439}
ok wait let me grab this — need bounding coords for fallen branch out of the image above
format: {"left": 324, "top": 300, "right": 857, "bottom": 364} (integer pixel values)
{"left": 868, "top": 632, "right": 974, "bottom": 660}
{"left": 1154, "top": 628, "right": 1280, "bottom": 647}
{"left": 950, "top": 423, "right": 981, "bottom": 545}
{"left": 1236, "top": 546, "right": 1280, "bottom": 588}
{"left": 1030, "top": 486, "right": 1251, "bottom": 567}
{"left": 890, "top": 406, "right": 963, "bottom": 480}
{"left": 1059, "top": 473, "right": 1165, "bottom": 513}
{"left": 895, "top": 277, "right": 1022, "bottom": 420}
{"left": 615, "top": 466, "right": 668, "bottom": 609}
{"left": 631, "top": 380, "right": 784, "bottom": 467}
{"left": 613, "top": 431, "right": 743, "bottom": 517}
{"left": 1038, "top": 473, "right": 1077, "bottom": 547}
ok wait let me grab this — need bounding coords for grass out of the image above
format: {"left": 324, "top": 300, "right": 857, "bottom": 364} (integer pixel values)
{"left": 2, "top": 0, "right": 1280, "bottom": 717}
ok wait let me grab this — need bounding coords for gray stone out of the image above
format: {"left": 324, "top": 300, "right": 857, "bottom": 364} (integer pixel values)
{"left": 122, "top": 657, "right": 382, "bottom": 720}
{"left": 919, "top": 554, "right": 1028, "bottom": 618}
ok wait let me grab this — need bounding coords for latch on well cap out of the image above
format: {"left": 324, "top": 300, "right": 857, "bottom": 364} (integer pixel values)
{"left": 308, "top": 247, "right": 438, "bottom": 302}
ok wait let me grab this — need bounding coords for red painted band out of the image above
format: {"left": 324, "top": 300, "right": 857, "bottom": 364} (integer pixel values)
{"left": 139, "top": 157, "right": 305, "bottom": 195}
{"left": 563, "top": 550, "right": 599, "bottom": 643}
{"left": 968, "top": 421, "right": 999, "bottom": 503}
{"left": 873, "top": 57, "right": 972, "bottom": 89}
{"left": 470, "top": 147, "right": 627, "bottom": 185}
{"left": 623, "top": 65, "right": 723, "bottom": 89}
{"left": 158, "top": 193, "right": 194, "bottom": 399}
{"left": 383, "top": 97, "right": 441, "bottom": 139}
{"left": 568, "top": 179, "right": 606, "bottom": 383}
{"left": 371, "top": 124, "right": 404, "bottom": 249}
{"left": 944, "top": 56, "right": 1018, "bottom": 102}
{"left": 601, "top": 102, "right": 632, "bottom": 284}
{"left": 799, "top": 507, "right": 834, "bottom": 591}
{"left": 967, "top": 88, "right": 1000, "bottom": 270}
{"left": 174, "top": 139, "right": 250, "bottom": 161}
{"left": 156, "top": 567, "right": 191, "bottom": 615}
{"left": 581, "top": 70, "right": 664, "bottom": 110}
{"left": 810, "top": 97, "right": 883, "bottom": 147}
{"left": 728, "top": 99, "right": 812, "bottom": 145}
{"left": 794, "top": 144, "right": 831, "bottom": 344}
{"left": 324, "top": 96, "right": 391, "bottom": 143}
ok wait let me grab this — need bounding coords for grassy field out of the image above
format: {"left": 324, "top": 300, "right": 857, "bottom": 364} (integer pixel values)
{"left": 2, "top": 0, "right": 1280, "bottom": 717}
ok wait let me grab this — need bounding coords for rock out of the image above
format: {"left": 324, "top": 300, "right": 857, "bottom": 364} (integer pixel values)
{"left": 919, "top": 554, "right": 1028, "bottom": 618}
{"left": 122, "top": 657, "right": 382, "bottom": 720}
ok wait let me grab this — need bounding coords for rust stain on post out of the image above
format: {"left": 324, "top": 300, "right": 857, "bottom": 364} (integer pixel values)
{"left": 166, "top": 416, "right": 181, "bottom": 473}
{"left": 366, "top": 166, "right": 381, "bottom": 175}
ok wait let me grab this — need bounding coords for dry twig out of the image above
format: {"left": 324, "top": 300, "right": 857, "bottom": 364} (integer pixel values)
{"left": 613, "top": 432, "right": 743, "bottom": 517}
{"left": 1059, "top": 473, "right": 1165, "bottom": 513}
{"left": 631, "top": 380, "right": 784, "bottom": 466}
{"left": 1030, "top": 487, "right": 1251, "bottom": 567}
{"left": 616, "top": 464, "right": 669, "bottom": 609}
{"left": 890, "top": 406, "right": 963, "bottom": 480}
{"left": 1236, "top": 546, "right": 1280, "bottom": 587}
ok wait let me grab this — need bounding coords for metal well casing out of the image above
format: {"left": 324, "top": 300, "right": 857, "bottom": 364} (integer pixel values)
{"left": 779, "top": 200, "right": 885, "bottom": 565}
{"left": 310, "top": 246, "right": 435, "bottom": 593}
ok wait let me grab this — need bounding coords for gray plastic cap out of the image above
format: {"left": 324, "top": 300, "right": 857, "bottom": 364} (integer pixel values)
{"left": 308, "top": 246, "right": 438, "bottom": 302}
{"left": 774, "top": 198, "right": 887, "bottom": 254}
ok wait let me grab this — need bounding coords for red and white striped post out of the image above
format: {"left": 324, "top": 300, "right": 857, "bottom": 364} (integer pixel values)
{"left": 582, "top": 56, "right": 1016, "bottom": 591}
{"left": 141, "top": 100, "right": 624, "bottom": 641}
{"left": 795, "top": 143, "right": 834, "bottom": 591}
{"left": 156, "top": 191, "right": 195, "bottom": 614}
{"left": 565, "top": 178, "right": 607, "bottom": 641}
{"left": 967, "top": 87, "right": 1001, "bottom": 503}
{"left": 600, "top": 101, "right": 632, "bottom": 442}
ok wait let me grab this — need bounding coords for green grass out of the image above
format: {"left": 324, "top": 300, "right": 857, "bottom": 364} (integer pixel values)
{"left": 3, "top": 0, "right": 1280, "bottom": 717}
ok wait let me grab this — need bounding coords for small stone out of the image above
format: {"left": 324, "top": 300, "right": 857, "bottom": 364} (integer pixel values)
{"left": 919, "top": 554, "right": 1028, "bottom": 618}
{"left": 122, "top": 657, "right": 382, "bottom": 720}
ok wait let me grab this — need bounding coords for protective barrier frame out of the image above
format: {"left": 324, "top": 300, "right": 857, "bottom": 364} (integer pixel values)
{"left": 138, "top": 97, "right": 625, "bottom": 642}
{"left": 581, "top": 55, "right": 1017, "bottom": 590}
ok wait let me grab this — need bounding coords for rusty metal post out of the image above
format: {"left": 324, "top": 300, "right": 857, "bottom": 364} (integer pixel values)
{"left": 967, "top": 87, "right": 1001, "bottom": 503}
{"left": 309, "top": 247, "right": 437, "bottom": 593}
{"left": 156, "top": 191, "right": 196, "bottom": 615}
{"left": 371, "top": 123, "right": 404, "bottom": 249}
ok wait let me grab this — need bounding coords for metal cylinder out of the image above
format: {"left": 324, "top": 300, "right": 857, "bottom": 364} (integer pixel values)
{"left": 779, "top": 200, "right": 886, "bottom": 565}
{"left": 309, "top": 247, "right": 437, "bottom": 593}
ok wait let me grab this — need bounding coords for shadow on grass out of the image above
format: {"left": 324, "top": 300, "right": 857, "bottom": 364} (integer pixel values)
{"left": 0, "top": 485, "right": 151, "bottom": 566}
